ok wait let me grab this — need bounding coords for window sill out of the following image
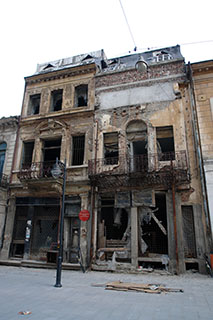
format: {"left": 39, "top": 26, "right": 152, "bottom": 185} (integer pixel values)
{"left": 67, "top": 164, "right": 88, "bottom": 169}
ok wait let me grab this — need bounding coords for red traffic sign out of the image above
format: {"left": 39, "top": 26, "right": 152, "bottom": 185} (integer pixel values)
{"left": 79, "top": 210, "right": 90, "bottom": 221}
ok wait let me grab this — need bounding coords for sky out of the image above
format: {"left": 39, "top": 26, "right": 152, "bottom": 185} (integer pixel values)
{"left": 0, "top": 0, "right": 212, "bottom": 118}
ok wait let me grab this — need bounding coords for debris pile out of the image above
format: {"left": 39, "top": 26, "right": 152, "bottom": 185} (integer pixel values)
{"left": 104, "top": 281, "right": 183, "bottom": 294}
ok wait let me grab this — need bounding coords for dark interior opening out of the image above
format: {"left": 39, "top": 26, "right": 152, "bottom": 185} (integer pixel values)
{"left": 75, "top": 85, "right": 88, "bottom": 107}
{"left": 29, "top": 94, "right": 40, "bottom": 115}
{"left": 104, "top": 132, "right": 119, "bottom": 164}
{"left": 51, "top": 89, "right": 63, "bottom": 111}
{"left": 133, "top": 140, "right": 147, "bottom": 155}
{"left": 43, "top": 139, "right": 61, "bottom": 162}
{"left": 100, "top": 199, "right": 128, "bottom": 240}
{"left": 141, "top": 193, "right": 168, "bottom": 254}
{"left": 72, "top": 136, "right": 85, "bottom": 165}
{"left": 185, "top": 262, "right": 199, "bottom": 271}
{"left": 156, "top": 126, "right": 175, "bottom": 160}
{"left": 22, "top": 141, "right": 34, "bottom": 166}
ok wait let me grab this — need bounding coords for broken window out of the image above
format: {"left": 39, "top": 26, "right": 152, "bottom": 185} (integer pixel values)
{"left": 139, "top": 193, "right": 168, "bottom": 256}
{"left": 104, "top": 132, "right": 119, "bottom": 165}
{"left": 22, "top": 141, "right": 34, "bottom": 167}
{"left": 28, "top": 94, "right": 41, "bottom": 115}
{"left": 75, "top": 85, "right": 88, "bottom": 107}
{"left": 126, "top": 120, "right": 148, "bottom": 171}
{"left": 50, "top": 89, "right": 63, "bottom": 112}
{"left": 156, "top": 126, "right": 175, "bottom": 160}
{"left": 72, "top": 135, "right": 85, "bottom": 166}
{"left": 182, "top": 206, "right": 196, "bottom": 258}
{"left": 43, "top": 138, "right": 61, "bottom": 162}
{"left": 99, "top": 196, "right": 128, "bottom": 242}
{"left": 0, "top": 142, "right": 6, "bottom": 179}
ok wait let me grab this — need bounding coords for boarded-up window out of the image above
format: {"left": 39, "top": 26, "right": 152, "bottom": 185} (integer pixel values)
{"left": 182, "top": 206, "right": 196, "bottom": 258}
{"left": 72, "top": 136, "right": 85, "bottom": 165}
{"left": 156, "top": 126, "right": 175, "bottom": 160}
{"left": 104, "top": 132, "right": 119, "bottom": 164}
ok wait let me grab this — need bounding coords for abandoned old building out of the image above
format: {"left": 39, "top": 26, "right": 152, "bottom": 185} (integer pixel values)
{"left": 0, "top": 116, "right": 19, "bottom": 252}
{"left": 0, "top": 50, "right": 107, "bottom": 269}
{"left": 187, "top": 60, "right": 213, "bottom": 246}
{"left": 88, "top": 45, "right": 211, "bottom": 274}
{"left": 0, "top": 46, "right": 212, "bottom": 275}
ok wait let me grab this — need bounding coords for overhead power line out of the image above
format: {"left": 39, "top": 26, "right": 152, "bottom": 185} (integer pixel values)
{"left": 119, "top": 0, "right": 137, "bottom": 51}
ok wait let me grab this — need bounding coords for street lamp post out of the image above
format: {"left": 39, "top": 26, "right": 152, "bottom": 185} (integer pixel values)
{"left": 51, "top": 158, "right": 66, "bottom": 288}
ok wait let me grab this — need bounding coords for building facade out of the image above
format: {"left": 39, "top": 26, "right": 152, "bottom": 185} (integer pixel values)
{"left": 188, "top": 60, "right": 213, "bottom": 249}
{"left": 0, "top": 116, "right": 19, "bottom": 251}
{"left": 89, "top": 46, "right": 210, "bottom": 274}
{"left": 0, "top": 47, "right": 211, "bottom": 274}
{"left": 0, "top": 51, "right": 106, "bottom": 268}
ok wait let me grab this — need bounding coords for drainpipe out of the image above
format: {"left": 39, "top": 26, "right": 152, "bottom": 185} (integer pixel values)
{"left": 187, "top": 62, "right": 212, "bottom": 249}
{"left": 90, "top": 119, "right": 99, "bottom": 263}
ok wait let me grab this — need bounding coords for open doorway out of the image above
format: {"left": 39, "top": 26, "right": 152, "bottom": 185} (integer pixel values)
{"left": 139, "top": 193, "right": 168, "bottom": 256}
{"left": 98, "top": 197, "right": 128, "bottom": 249}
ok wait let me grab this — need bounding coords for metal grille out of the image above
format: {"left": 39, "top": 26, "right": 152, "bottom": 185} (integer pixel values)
{"left": 182, "top": 206, "right": 196, "bottom": 258}
{"left": 31, "top": 206, "right": 59, "bottom": 260}
{"left": 72, "top": 136, "right": 85, "bottom": 165}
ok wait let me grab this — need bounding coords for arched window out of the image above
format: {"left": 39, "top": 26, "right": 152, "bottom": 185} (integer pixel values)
{"left": 0, "top": 142, "right": 7, "bottom": 178}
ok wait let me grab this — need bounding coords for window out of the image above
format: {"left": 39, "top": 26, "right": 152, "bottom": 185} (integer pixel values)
{"left": 22, "top": 141, "right": 34, "bottom": 167}
{"left": 28, "top": 94, "right": 41, "bottom": 115}
{"left": 104, "top": 132, "right": 118, "bottom": 164}
{"left": 75, "top": 85, "right": 88, "bottom": 107}
{"left": 156, "top": 126, "right": 175, "bottom": 160}
{"left": 50, "top": 89, "right": 63, "bottom": 112}
{"left": 43, "top": 139, "right": 61, "bottom": 162}
{"left": 72, "top": 136, "right": 85, "bottom": 165}
{"left": 0, "top": 142, "right": 7, "bottom": 178}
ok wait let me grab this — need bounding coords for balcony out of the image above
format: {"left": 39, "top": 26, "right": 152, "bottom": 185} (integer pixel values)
{"left": 88, "top": 151, "right": 190, "bottom": 189}
{"left": 17, "top": 161, "right": 57, "bottom": 181}
{"left": 0, "top": 173, "right": 8, "bottom": 188}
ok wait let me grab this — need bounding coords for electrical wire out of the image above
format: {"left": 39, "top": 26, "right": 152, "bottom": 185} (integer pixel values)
{"left": 119, "top": 0, "right": 137, "bottom": 51}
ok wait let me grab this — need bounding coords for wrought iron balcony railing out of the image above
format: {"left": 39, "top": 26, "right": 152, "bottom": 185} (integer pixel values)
{"left": 17, "top": 161, "right": 57, "bottom": 181}
{"left": 0, "top": 173, "right": 8, "bottom": 188}
{"left": 88, "top": 151, "right": 188, "bottom": 176}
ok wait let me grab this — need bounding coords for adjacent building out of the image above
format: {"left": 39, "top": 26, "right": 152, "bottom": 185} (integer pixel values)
{"left": 0, "top": 116, "right": 19, "bottom": 250}
{"left": 188, "top": 60, "right": 213, "bottom": 248}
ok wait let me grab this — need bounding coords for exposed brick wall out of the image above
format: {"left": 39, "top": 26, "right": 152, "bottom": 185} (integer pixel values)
{"left": 95, "top": 61, "right": 185, "bottom": 88}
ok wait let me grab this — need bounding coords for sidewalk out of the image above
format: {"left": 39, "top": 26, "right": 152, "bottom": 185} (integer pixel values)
{"left": 0, "top": 266, "right": 212, "bottom": 320}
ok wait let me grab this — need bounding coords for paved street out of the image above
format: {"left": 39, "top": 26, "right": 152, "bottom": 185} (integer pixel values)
{"left": 0, "top": 266, "right": 212, "bottom": 320}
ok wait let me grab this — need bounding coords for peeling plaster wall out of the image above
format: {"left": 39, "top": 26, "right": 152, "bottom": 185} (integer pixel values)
{"left": 192, "top": 61, "right": 213, "bottom": 241}
{"left": 93, "top": 59, "right": 207, "bottom": 273}
{"left": 98, "top": 82, "right": 176, "bottom": 110}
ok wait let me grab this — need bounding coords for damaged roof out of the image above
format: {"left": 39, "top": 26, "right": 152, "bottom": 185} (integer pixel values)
{"left": 35, "top": 49, "right": 107, "bottom": 74}
{"left": 101, "top": 45, "right": 184, "bottom": 73}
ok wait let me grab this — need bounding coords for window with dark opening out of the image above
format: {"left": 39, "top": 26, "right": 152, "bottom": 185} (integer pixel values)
{"left": 43, "top": 138, "right": 61, "bottom": 162}
{"left": 75, "top": 85, "right": 88, "bottom": 107}
{"left": 22, "top": 141, "right": 34, "bottom": 167}
{"left": 156, "top": 126, "right": 175, "bottom": 160}
{"left": 50, "top": 89, "right": 63, "bottom": 111}
{"left": 28, "top": 94, "right": 41, "bottom": 115}
{"left": 72, "top": 136, "right": 85, "bottom": 165}
{"left": 0, "top": 142, "right": 6, "bottom": 179}
{"left": 104, "top": 132, "right": 119, "bottom": 165}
